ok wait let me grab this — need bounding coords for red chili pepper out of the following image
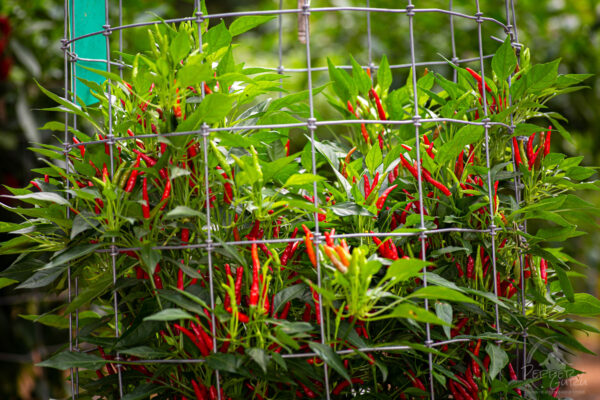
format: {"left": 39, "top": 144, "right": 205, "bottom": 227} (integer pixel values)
{"left": 142, "top": 177, "right": 150, "bottom": 219}
{"left": 364, "top": 175, "right": 371, "bottom": 198}
{"left": 296, "top": 381, "right": 315, "bottom": 399}
{"left": 508, "top": 362, "right": 522, "bottom": 396}
{"left": 530, "top": 133, "right": 543, "bottom": 170}
{"left": 174, "top": 323, "right": 207, "bottom": 356}
{"left": 540, "top": 258, "right": 548, "bottom": 284}
{"left": 406, "top": 370, "right": 426, "bottom": 391}
{"left": 301, "top": 224, "right": 317, "bottom": 268}
{"left": 72, "top": 137, "right": 85, "bottom": 158}
{"left": 159, "top": 179, "right": 171, "bottom": 210}
{"left": 376, "top": 184, "right": 398, "bottom": 211}
{"left": 448, "top": 381, "right": 463, "bottom": 400}
{"left": 279, "top": 301, "right": 291, "bottom": 320}
{"left": 465, "top": 367, "right": 478, "bottom": 395}
{"left": 421, "top": 167, "right": 451, "bottom": 196}
{"left": 285, "top": 139, "right": 290, "bottom": 156}
{"left": 466, "top": 256, "right": 475, "bottom": 280}
{"left": 192, "top": 380, "right": 207, "bottom": 400}
{"left": 360, "top": 123, "right": 370, "bottom": 144}
{"left": 369, "top": 88, "right": 387, "bottom": 120}
{"left": 455, "top": 261, "right": 465, "bottom": 277}
{"left": 302, "top": 303, "right": 312, "bottom": 322}
{"left": 465, "top": 67, "right": 492, "bottom": 93}
{"left": 310, "top": 286, "right": 321, "bottom": 323}
{"left": 526, "top": 132, "right": 536, "bottom": 166}
{"left": 189, "top": 322, "right": 211, "bottom": 357}
{"left": 124, "top": 154, "right": 141, "bottom": 193}
{"left": 455, "top": 150, "right": 465, "bottom": 177}
{"left": 249, "top": 243, "right": 260, "bottom": 307}
{"left": 399, "top": 154, "right": 419, "bottom": 179}
{"left": 132, "top": 149, "right": 156, "bottom": 167}
{"left": 552, "top": 386, "right": 560, "bottom": 398}
{"left": 544, "top": 126, "right": 552, "bottom": 157}
{"left": 331, "top": 378, "right": 364, "bottom": 395}
{"left": 512, "top": 137, "right": 523, "bottom": 166}
{"left": 233, "top": 266, "right": 244, "bottom": 306}
{"left": 454, "top": 379, "right": 475, "bottom": 400}
{"left": 451, "top": 317, "right": 469, "bottom": 338}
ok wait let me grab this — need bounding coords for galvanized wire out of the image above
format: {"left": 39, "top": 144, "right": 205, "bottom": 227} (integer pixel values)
{"left": 61, "top": 1, "right": 524, "bottom": 398}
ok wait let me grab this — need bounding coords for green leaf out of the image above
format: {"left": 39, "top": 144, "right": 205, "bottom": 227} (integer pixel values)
{"left": 485, "top": 343, "right": 509, "bottom": 380}
{"left": 122, "top": 384, "right": 166, "bottom": 400}
{"left": 0, "top": 277, "right": 17, "bottom": 289}
{"left": 176, "top": 61, "right": 213, "bottom": 90}
{"left": 327, "top": 58, "right": 355, "bottom": 101}
{"left": 409, "top": 286, "right": 478, "bottom": 304}
{"left": 273, "top": 284, "right": 306, "bottom": 315}
{"left": 365, "top": 145, "right": 382, "bottom": 174}
{"left": 330, "top": 202, "right": 373, "bottom": 217}
{"left": 387, "top": 303, "right": 450, "bottom": 326}
{"left": 21, "top": 311, "right": 99, "bottom": 329}
{"left": 308, "top": 342, "right": 351, "bottom": 382}
{"left": 206, "top": 353, "right": 248, "bottom": 377}
{"left": 140, "top": 244, "right": 161, "bottom": 274}
{"left": 555, "top": 266, "right": 575, "bottom": 302}
{"left": 8, "top": 192, "right": 70, "bottom": 206}
{"left": 37, "top": 351, "right": 106, "bottom": 370}
{"left": 435, "top": 302, "right": 453, "bottom": 339}
{"left": 285, "top": 173, "right": 326, "bottom": 187}
{"left": 350, "top": 55, "right": 372, "bottom": 95}
{"left": 383, "top": 258, "right": 432, "bottom": 283}
{"left": 229, "top": 15, "right": 276, "bottom": 36}
{"left": 18, "top": 243, "right": 102, "bottom": 289}
{"left": 119, "top": 346, "right": 172, "bottom": 359}
{"left": 378, "top": 55, "right": 392, "bottom": 94}
{"left": 171, "top": 28, "right": 191, "bottom": 64}
{"left": 144, "top": 308, "right": 194, "bottom": 322}
{"left": 492, "top": 36, "right": 517, "bottom": 82}
{"left": 165, "top": 206, "right": 205, "bottom": 219}
{"left": 247, "top": 348, "right": 269, "bottom": 374}
{"left": 71, "top": 212, "right": 100, "bottom": 239}
{"left": 436, "top": 124, "right": 484, "bottom": 165}
{"left": 559, "top": 293, "right": 600, "bottom": 316}
{"left": 199, "top": 93, "right": 236, "bottom": 124}
{"left": 205, "top": 21, "right": 232, "bottom": 53}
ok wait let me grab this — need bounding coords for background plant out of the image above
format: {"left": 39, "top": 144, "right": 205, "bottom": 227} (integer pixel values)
{"left": 1, "top": 0, "right": 600, "bottom": 400}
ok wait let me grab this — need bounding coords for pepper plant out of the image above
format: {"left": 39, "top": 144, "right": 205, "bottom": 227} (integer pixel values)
{"left": 0, "top": 8, "right": 598, "bottom": 400}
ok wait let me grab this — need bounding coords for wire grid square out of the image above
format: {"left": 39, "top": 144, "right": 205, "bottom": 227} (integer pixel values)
{"left": 60, "top": 1, "right": 525, "bottom": 398}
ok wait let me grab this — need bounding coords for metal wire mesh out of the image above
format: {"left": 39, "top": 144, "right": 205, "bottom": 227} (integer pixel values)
{"left": 60, "top": 1, "right": 525, "bottom": 398}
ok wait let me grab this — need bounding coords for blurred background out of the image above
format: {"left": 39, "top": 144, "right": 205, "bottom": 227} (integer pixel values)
{"left": 0, "top": 1, "right": 597, "bottom": 398}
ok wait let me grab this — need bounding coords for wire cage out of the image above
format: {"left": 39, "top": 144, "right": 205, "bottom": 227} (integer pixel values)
{"left": 59, "top": 0, "right": 527, "bottom": 398}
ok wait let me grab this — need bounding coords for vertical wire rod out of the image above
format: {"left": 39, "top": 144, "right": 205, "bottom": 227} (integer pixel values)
{"left": 449, "top": 0, "right": 458, "bottom": 82}
{"left": 366, "top": 0, "right": 374, "bottom": 77}
{"left": 475, "top": 0, "right": 502, "bottom": 338}
{"left": 202, "top": 123, "right": 222, "bottom": 400}
{"left": 70, "top": 0, "right": 80, "bottom": 392}
{"left": 62, "top": 0, "right": 74, "bottom": 397}
{"left": 303, "top": 1, "right": 331, "bottom": 397}
{"left": 507, "top": 0, "right": 527, "bottom": 379}
{"left": 407, "top": 2, "right": 435, "bottom": 398}
{"left": 194, "top": 3, "right": 221, "bottom": 397}
{"left": 103, "top": 0, "right": 123, "bottom": 396}
{"left": 278, "top": 0, "right": 284, "bottom": 97}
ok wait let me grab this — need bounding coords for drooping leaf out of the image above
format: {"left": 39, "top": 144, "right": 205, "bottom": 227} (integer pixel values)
{"left": 37, "top": 351, "right": 106, "bottom": 370}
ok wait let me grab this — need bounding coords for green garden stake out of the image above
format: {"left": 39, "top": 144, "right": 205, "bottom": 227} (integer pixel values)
{"left": 72, "top": 0, "right": 107, "bottom": 105}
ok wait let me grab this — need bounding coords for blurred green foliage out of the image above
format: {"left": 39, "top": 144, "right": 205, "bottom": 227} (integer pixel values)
{"left": 0, "top": 0, "right": 597, "bottom": 398}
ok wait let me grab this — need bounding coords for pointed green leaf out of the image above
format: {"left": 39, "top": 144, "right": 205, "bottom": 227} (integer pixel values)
{"left": 229, "top": 15, "right": 276, "bottom": 36}
{"left": 37, "top": 351, "right": 106, "bottom": 370}
{"left": 309, "top": 342, "right": 351, "bottom": 382}
{"left": 144, "top": 308, "right": 194, "bottom": 322}
{"left": 485, "top": 343, "right": 509, "bottom": 380}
